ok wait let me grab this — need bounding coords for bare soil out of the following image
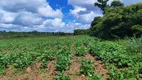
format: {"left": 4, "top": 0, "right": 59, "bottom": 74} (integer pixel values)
{"left": 85, "top": 53, "right": 109, "bottom": 80}
{"left": 0, "top": 61, "right": 56, "bottom": 80}
{"left": 65, "top": 42, "right": 88, "bottom": 80}
{"left": 139, "top": 74, "right": 142, "bottom": 80}
{"left": 66, "top": 56, "right": 88, "bottom": 80}
{"left": 0, "top": 43, "right": 108, "bottom": 80}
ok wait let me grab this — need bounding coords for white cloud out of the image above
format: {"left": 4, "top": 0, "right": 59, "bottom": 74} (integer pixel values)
{"left": 2, "top": 0, "right": 141, "bottom": 32}
{"left": 0, "top": 9, "right": 44, "bottom": 26}
{"left": 0, "top": 19, "right": 90, "bottom": 33}
{"left": 0, "top": 0, "right": 63, "bottom": 18}
{"left": 38, "top": 5, "right": 63, "bottom": 18}
{"left": 34, "top": 19, "right": 90, "bottom": 32}
{"left": 14, "top": 12, "right": 44, "bottom": 26}
{"left": 0, "top": 9, "right": 17, "bottom": 23}
{"left": 0, "top": 0, "right": 46, "bottom": 12}
{"left": 68, "top": 0, "right": 103, "bottom": 23}
{"left": 70, "top": 6, "right": 86, "bottom": 18}
{"left": 68, "top": 0, "right": 126, "bottom": 23}
{"left": 70, "top": 6, "right": 102, "bottom": 23}
{"left": 43, "top": 18, "right": 65, "bottom": 28}
{"left": 68, "top": 0, "right": 114, "bottom": 6}
{"left": 0, "top": 23, "right": 32, "bottom": 32}
{"left": 0, "top": 0, "right": 65, "bottom": 32}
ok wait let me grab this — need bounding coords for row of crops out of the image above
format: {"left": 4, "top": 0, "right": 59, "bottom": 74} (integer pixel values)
{"left": 0, "top": 36, "right": 142, "bottom": 80}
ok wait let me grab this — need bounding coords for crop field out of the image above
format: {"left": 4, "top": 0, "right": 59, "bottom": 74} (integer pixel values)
{"left": 0, "top": 35, "right": 142, "bottom": 80}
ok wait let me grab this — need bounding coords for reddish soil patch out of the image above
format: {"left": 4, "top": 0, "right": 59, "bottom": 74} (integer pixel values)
{"left": 0, "top": 68, "right": 38, "bottom": 80}
{"left": 66, "top": 56, "right": 88, "bottom": 80}
{"left": 70, "top": 42, "right": 75, "bottom": 54}
{"left": 65, "top": 42, "right": 88, "bottom": 80}
{"left": 35, "top": 62, "right": 41, "bottom": 69}
{"left": 85, "top": 53, "right": 109, "bottom": 80}
{"left": 4, "top": 50, "right": 11, "bottom": 54}
{"left": 26, "top": 67, "right": 32, "bottom": 73}
{"left": 139, "top": 74, "right": 142, "bottom": 80}
{"left": 47, "top": 61, "right": 56, "bottom": 76}
{"left": 0, "top": 60, "right": 56, "bottom": 80}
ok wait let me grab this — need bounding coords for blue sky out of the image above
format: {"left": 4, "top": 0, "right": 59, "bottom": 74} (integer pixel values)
{"left": 0, "top": 0, "right": 142, "bottom": 33}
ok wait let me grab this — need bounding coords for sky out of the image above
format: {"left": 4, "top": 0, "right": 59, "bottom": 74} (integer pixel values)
{"left": 0, "top": 0, "right": 142, "bottom": 33}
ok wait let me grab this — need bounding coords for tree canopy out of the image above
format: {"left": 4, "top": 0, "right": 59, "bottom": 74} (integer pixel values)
{"left": 94, "top": 0, "right": 109, "bottom": 13}
{"left": 90, "top": 1, "right": 142, "bottom": 39}
{"left": 111, "top": 0, "right": 124, "bottom": 8}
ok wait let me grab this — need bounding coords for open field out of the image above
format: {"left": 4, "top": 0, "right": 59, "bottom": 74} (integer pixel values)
{"left": 0, "top": 35, "right": 142, "bottom": 80}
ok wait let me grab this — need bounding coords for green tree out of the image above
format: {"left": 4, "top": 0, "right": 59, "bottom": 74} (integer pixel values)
{"left": 91, "top": 17, "right": 102, "bottom": 29}
{"left": 94, "top": 0, "right": 109, "bottom": 12}
{"left": 74, "top": 29, "right": 89, "bottom": 35}
{"left": 111, "top": 0, "right": 124, "bottom": 8}
{"left": 90, "top": 3, "right": 142, "bottom": 39}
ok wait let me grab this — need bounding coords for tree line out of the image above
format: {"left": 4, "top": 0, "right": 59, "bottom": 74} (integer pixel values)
{"left": 0, "top": 31, "right": 73, "bottom": 39}
{"left": 74, "top": 0, "right": 142, "bottom": 39}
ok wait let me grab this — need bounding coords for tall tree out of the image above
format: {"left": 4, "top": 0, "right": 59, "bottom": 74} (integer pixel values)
{"left": 94, "top": 0, "right": 109, "bottom": 12}
{"left": 111, "top": 0, "right": 124, "bottom": 8}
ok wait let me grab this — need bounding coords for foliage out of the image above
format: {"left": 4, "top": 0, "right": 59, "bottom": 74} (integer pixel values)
{"left": 0, "top": 35, "right": 141, "bottom": 79}
{"left": 55, "top": 48, "right": 72, "bottom": 71}
{"left": 89, "top": 73, "right": 103, "bottom": 80}
{"left": 0, "top": 31, "right": 73, "bottom": 39}
{"left": 53, "top": 72, "right": 71, "bottom": 80}
{"left": 38, "top": 51, "right": 55, "bottom": 68}
{"left": 3, "top": 51, "right": 34, "bottom": 69}
{"left": 90, "top": 41, "right": 134, "bottom": 68}
{"left": 94, "top": 0, "right": 109, "bottom": 12}
{"left": 0, "top": 66, "right": 7, "bottom": 75}
{"left": 90, "top": 17, "right": 102, "bottom": 31}
{"left": 119, "top": 37, "right": 142, "bottom": 53}
{"left": 111, "top": 0, "right": 124, "bottom": 8}
{"left": 108, "top": 65, "right": 139, "bottom": 80}
{"left": 74, "top": 29, "right": 89, "bottom": 35}
{"left": 80, "top": 59, "right": 95, "bottom": 77}
{"left": 75, "top": 46, "right": 89, "bottom": 56}
{"left": 91, "top": 3, "right": 142, "bottom": 39}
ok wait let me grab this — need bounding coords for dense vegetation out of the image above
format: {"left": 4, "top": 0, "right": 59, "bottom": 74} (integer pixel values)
{"left": 73, "top": 0, "right": 142, "bottom": 39}
{"left": 90, "top": 0, "right": 142, "bottom": 39}
{"left": 74, "top": 29, "right": 89, "bottom": 35}
{"left": 0, "top": 36, "right": 141, "bottom": 80}
{"left": 0, "top": 31, "right": 73, "bottom": 39}
{"left": 0, "top": 0, "right": 142, "bottom": 80}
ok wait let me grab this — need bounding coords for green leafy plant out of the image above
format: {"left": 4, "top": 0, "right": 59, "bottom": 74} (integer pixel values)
{"left": 38, "top": 51, "right": 55, "bottom": 68}
{"left": 53, "top": 72, "right": 71, "bottom": 80}
{"left": 4, "top": 51, "right": 34, "bottom": 69}
{"left": 90, "top": 41, "right": 134, "bottom": 68}
{"left": 55, "top": 48, "right": 72, "bottom": 71}
{"left": 108, "top": 66, "right": 139, "bottom": 80}
{"left": 75, "top": 46, "right": 89, "bottom": 56}
{"left": 80, "top": 59, "right": 95, "bottom": 77}
{"left": 89, "top": 73, "right": 103, "bottom": 80}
